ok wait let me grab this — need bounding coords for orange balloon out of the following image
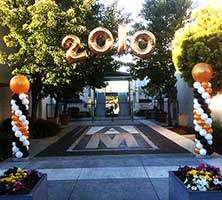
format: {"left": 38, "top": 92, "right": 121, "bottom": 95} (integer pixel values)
{"left": 203, "top": 125, "right": 210, "bottom": 131}
{"left": 197, "top": 120, "right": 205, "bottom": 126}
{"left": 208, "top": 128, "right": 213, "bottom": 134}
{"left": 194, "top": 147, "right": 200, "bottom": 154}
{"left": 206, "top": 87, "right": 212, "bottom": 94}
{"left": 192, "top": 63, "right": 213, "bottom": 82}
{"left": 201, "top": 82, "right": 209, "bottom": 88}
{"left": 193, "top": 110, "right": 197, "bottom": 115}
{"left": 194, "top": 114, "right": 201, "bottom": 120}
{"left": 88, "top": 27, "right": 114, "bottom": 55}
{"left": 10, "top": 75, "right": 30, "bottom": 94}
{"left": 130, "top": 31, "right": 156, "bottom": 58}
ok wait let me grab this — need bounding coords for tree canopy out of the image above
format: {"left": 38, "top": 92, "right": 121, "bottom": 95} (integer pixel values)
{"left": 0, "top": 0, "right": 129, "bottom": 120}
{"left": 130, "top": 0, "right": 191, "bottom": 98}
{"left": 172, "top": 0, "right": 222, "bottom": 92}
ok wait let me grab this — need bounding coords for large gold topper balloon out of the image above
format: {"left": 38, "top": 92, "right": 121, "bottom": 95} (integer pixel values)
{"left": 192, "top": 63, "right": 213, "bottom": 82}
{"left": 130, "top": 31, "right": 156, "bottom": 58}
{"left": 62, "top": 34, "right": 87, "bottom": 63}
{"left": 88, "top": 27, "right": 114, "bottom": 55}
{"left": 10, "top": 75, "right": 30, "bottom": 94}
{"left": 117, "top": 25, "right": 127, "bottom": 54}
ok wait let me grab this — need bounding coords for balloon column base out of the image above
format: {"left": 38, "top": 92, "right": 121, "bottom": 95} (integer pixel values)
{"left": 195, "top": 154, "right": 212, "bottom": 159}
{"left": 11, "top": 156, "right": 30, "bottom": 162}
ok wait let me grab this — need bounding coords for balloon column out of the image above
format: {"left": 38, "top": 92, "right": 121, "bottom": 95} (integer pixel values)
{"left": 10, "top": 75, "right": 30, "bottom": 158}
{"left": 192, "top": 63, "right": 214, "bottom": 156}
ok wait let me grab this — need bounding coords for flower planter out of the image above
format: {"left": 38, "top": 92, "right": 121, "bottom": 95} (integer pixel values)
{"left": 169, "top": 171, "right": 222, "bottom": 200}
{"left": 0, "top": 174, "right": 47, "bottom": 200}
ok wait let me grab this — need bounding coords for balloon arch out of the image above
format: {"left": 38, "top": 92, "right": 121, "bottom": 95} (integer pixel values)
{"left": 8, "top": 25, "right": 215, "bottom": 158}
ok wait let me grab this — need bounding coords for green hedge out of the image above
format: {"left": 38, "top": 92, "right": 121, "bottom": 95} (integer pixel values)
{"left": 30, "top": 119, "right": 60, "bottom": 139}
{"left": 212, "top": 120, "right": 222, "bottom": 144}
{"left": 0, "top": 131, "right": 13, "bottom": 161}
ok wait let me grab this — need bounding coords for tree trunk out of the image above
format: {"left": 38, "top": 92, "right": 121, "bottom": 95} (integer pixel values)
{"left": 31, "top": 93, "right": 39, "bottom": 123}
{"left": 54, "top": 98, "right": 60, "bottom": 118}
{"left": 167, "top": 96, "right": 172, "bottom": 126}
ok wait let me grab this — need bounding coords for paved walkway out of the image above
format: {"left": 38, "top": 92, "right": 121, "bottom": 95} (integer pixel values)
{"left": 0, "top": 120, "right": 221, "bottom": 200}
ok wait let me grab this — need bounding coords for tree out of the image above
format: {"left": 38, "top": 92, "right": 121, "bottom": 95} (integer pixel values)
{"left": 0, "top": 0, "right": 94, "bottom": 121}
{"left": 172, "top": 0, "right": 222, "bottom": 93}
{"left": 130, "top": 0, "right": 192, "bottom": 125}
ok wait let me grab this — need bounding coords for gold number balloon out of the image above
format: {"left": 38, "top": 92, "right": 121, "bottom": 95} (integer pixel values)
{"left": 88, "top": 27, "right": 114, "bottom": 55}
{"left": 62, "top": 34, "right": 87, "bottom": 63}
{"left": 117, "top": 25, "right": 127, "bottom": 54}
{"left": 130, "top": 31, "right": 156, "bottom": 58}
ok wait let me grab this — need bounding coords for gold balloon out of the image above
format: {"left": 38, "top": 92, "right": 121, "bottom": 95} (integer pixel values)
{"left": 206, "top": 87, "right": 212, "bottom": 94}
{"left": 117, "top": 25, "right": 127, "bottom": 54}
{"left": 192, "top": 63, "right": 213, "bottom": 82}
{"left": 194, "top": 147, "right": 200, "bottom": 154}
{"left": 88, "top": 27, "right": 114, "bottom": 55}
{"left": 62, "top": 34, "right": 87, "bottom": 63}
{"left": 130, "top": 31, "right": 155, "bottom": 58}
{"left": 201, "top": 82, "right": 209, "bottom": 89}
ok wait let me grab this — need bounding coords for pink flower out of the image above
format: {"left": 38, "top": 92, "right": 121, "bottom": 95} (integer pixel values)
{"left": 13, "top": 181, "right": 25, "bottom": 191}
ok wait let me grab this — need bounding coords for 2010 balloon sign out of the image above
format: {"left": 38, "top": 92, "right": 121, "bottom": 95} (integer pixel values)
{"left": 62, "top": 25, "right": 156, "bottom": 63}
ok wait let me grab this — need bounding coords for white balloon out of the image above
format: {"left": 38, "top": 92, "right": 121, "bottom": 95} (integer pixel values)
{"left": 206, "top": 118, "right": 212, "bottom": 125}
{"left": 15, "top": 110, "right": 22, "bottom": 117}
{"left": 193, "top": 82, "right": 201, "bottom": 89}
{"left": 19, "top": 115, "right": 26, "bottom": 122}
{"left": 26, "top": 105, "right": 29, "bottom": 110}
{"left": 193, "top": 99, "right": 198, "bottom": 104}
{"left": 15, "top": 151, "right": 23, "bottom": 158}
{"left": 208, "top": 82, "right": 212, "bottom": 87}
{"left": 12, "top": 126, "right": 19, "bottom": 132}
{"left": 201, "top": 114, "right": 208, "bottom": 120}
{"left": 19, "top": 93, "right": 26, "bottom": 100}
{"left": 19, "top": 136, "right": 26, "bottom": 142}
{"left": 10, "top": 100, "right": 15, "bottom": 105}
{"left": 198, "top": 87, "right": 205, "bottom": 94}
{"left": 205, "top": 134, "right": 213, "bottom": 140}
{"left": 22, "top": 99, "right": 29, "bottom": 105}
{"left": 195, "top": 139, "right": 200, "bottom": 143}
{"left": 193, "top": 120, "right": 197, "bottom": 125}
{"left": 196, "top": 142, "right": 203, "bottom": 149}
{"left": 194, "top": 103, "right": 201, "bottom": 109}
{"left": 196, "top": 108, "right": 204, "bottom": 115}
{"left": 202, "top": 92, "right": 209, "bottom": 99}
{"left": 12, "top": 142, "right": 16, "bottom": 146}
{"left": 11, "top": 121, "right": 15, "bottom": 126}
{"left": 23, "top": 140, "right": 30, "bottom": 146}
{"left": 195, "top": 125, "right": 201, "bottom": 132}
{"left": 199, "top": 129, "right": 207, "bottom": 136}
{"left": 200, "top": 148, "right": 207, "bottom": 156}
{"left": 207, "top": 140, "right": 213, "bottom": 145}
{"left": 15, "top": 131, "right": 22, "bottom": 138}
{"left": 12, "top": 146, "right": 19, "bottom": 153}
{"left": 12, "top": 105, "right": 19, "bottom": 111}
{"left": 205, "top": 99, "right": 212, "bottom": 105}
{"left": 24, "top": 120, "right": 29, "bottom": 126}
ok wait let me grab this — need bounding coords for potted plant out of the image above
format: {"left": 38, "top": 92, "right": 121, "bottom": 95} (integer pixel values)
{"left": 0, "top": 167, "right": 47, "bottom": 200}
{"left": 169, "top": 163, "right": 222, "bottom": 200}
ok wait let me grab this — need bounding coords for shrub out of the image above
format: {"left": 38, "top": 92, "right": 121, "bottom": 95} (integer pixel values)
{"left": 212, "top": 120, "right": 222, "bottom": 145}
{"left": 30, "top": 119, "right": 60, "bottom": 139}
{"left": 0, "top": 131, "right": 13, "bottom": 161}
{"left": 134, "top": 110, "right": 146, "bottom": 116}
{"left": 68, "top": 107, "right": 80, "bottom": 118}
{"left": 0, "top": 118, "right": 13, "bottom": 133}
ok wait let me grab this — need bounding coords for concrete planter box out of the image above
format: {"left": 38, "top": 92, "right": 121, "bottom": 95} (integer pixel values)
{"left": 0, "top": 174, "right": 47, "bottom": 200}
{"left": 169, "top": 171, "right": 222, "bottom": 200}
